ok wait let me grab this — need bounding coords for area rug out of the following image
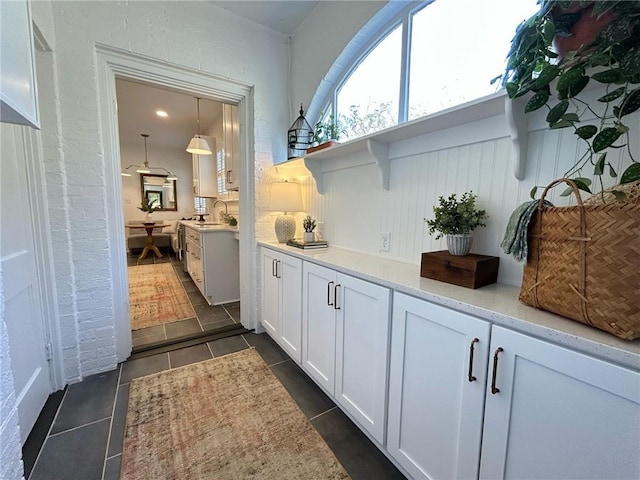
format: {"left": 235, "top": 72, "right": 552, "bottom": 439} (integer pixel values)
{"left": 127, "top": 263, "right": 196, "bottom": 330}
{"left": 120, "top": 348, "right": 350, "bottom": 480}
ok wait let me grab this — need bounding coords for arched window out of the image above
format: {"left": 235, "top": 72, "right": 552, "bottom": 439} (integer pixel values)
{"left": 316, "top": 0, "right": 539, "bottom": 141}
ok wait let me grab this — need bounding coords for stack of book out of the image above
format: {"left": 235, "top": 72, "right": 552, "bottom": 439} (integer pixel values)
{"left": 286, "top": 238, "right": 328, "bottom": 250}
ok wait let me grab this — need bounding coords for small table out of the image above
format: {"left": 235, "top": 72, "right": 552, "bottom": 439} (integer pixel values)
{"left": 128, "top": 223, "right": 168, "bottom": 259}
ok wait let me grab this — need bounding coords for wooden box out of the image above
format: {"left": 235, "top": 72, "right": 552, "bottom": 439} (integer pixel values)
{"left": 420, "top": 251, "right": 499, "bottom": 289}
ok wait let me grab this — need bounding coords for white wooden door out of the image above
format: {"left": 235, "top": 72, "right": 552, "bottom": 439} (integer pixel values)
{"left": 278, "top": 253, "right": 302, "bottom": 363}
{"left": 480, "top": 326, "right": 640, "bottom": 480}
{"left": 387, "top": 292, "right": 491, "bottom": 480}
{"left": 260, "top": 248, "right": 280, "bottom": 337}
{"left": 302, "top": 262, "right": 336, "bottom": 393}
{"left": 1, "top": 123, "right": 51, "bottom": 443}
{"left": 334, "top": 273, "right": 390, "bottom": 444}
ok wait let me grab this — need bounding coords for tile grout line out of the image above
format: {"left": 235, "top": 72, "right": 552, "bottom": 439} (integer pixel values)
{"left": 27, "top": 385, "right": 70, "bottom": 480}
{"left": 101, "top": 364, "right": 123, "bottom": 480}
{"left": 267, "top": 358, "right": 291, "bottom": 368}
{"left": 48, "top": 416, "right": 112, "bottom": 438}
{"left": 309, "top": 406, "right": 338, "bottom": 422}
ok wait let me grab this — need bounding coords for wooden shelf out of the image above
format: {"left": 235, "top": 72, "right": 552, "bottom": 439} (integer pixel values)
{"left": 281, "top": 91, "right": 528, "bottom": 194}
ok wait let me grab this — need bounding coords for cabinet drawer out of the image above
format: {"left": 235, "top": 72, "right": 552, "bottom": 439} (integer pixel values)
{"left": 185, "top": 228, "right": 201, "bottom": 246}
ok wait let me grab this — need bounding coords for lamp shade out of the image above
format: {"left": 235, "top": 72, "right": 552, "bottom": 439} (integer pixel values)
{"left": 268, "top": 181, "right": 303, "bottom": 213}
{"left": 186, "top": 136, "right": 212, "bottom": 155}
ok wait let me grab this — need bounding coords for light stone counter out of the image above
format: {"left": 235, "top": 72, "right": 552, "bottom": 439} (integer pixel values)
{"left": 258, "top": 241, "right": 640, "bottom": 370}
{"left": 179, "top": 220, "right": 238, "bottom": 233}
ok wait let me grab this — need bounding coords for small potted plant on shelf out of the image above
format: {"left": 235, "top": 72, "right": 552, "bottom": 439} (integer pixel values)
{"left": 424, "top": 192, "right": 488, "bottom": 256}
{"left": 302, "top": 215, "right": 317, "bottom": 242}
{"left": 138, "top": 198, "right": 158, "bottom": 224}
{"left": 307, "top": 114, "right": 345, "bottom": 154}
{"left": 497, "top": 0, "right": 640, "bottom": 198}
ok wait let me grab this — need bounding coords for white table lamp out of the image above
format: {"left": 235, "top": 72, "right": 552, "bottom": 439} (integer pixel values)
{"left": 269, "top": 181, "right": 303, "bottom": 243}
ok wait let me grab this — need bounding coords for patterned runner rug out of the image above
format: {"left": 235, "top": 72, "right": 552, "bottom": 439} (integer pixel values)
{"left": 120, "top": 348, "right": 350, "bottom": 479}
{"left": 128, "top": 263, "right": 196, "bottom": 330}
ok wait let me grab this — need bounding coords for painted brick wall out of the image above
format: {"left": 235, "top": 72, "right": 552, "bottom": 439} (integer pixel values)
{"left": 37, "top": 1, "right": 289, "bottom": 380}
{"left": 0, "top": 272, "right": 25, "bottom": 480}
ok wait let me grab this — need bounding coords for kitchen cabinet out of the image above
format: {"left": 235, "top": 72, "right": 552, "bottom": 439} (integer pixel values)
{"left": 192, "top": 136, "right": 217, "bottom": 198}
{"left": 389, "top": 292, "right": 640, "bottom": 480}
{"left": 260, "top": 247, "right": 302, "bottom": 362}
{"left": 302, "top": 261, "right": 390, "bottom": 443}
{"left": 479, "top": 326, "right": 640, "bottom": 480}
{"left": 184, "top": 224, "right": 239, "bottom": 305}
{"left": 222, "top": 104, "right": 240, "bottom": 191}
{"left": 0, "top": 0, "right": 39, "bottom": 128}
{"left": 388, "top": 292, "right": 491, "bottom": 480}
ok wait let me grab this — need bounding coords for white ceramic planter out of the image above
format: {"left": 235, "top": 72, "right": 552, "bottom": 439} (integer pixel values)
{"left": 446, "top": 234, "right": 473, "bottom": 256}
{"left": 303, "top": 232, "right": 315, "bottom": 242}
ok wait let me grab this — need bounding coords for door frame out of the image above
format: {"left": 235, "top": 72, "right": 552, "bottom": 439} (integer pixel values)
{"left": 96, "top": 45, "right": 256, "bottom": 362}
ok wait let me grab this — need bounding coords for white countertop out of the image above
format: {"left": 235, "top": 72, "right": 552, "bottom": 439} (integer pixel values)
{"left": 258, "top": 241, "right": 640, "bottom": 370}
{"left": 180, "top": 220, "right": 238, "bottom": 233}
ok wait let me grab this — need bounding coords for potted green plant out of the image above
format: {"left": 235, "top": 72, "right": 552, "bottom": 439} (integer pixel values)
{"left": 498, "top": 0, "right": 640, "bottom": 198}
{"left": 307, "top": 114, "right": 345, "bottom": 154}
{"left": 302, "top": 215, "right": 317, "bottom": 242}
{"left": 424, "top": 192, "right": 488, "bottom": 256}
{"left": 138, "top": 198, "right": 158, "bottom": 223}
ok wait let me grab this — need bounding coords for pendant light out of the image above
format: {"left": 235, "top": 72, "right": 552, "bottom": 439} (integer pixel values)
{"left": 186, "top": 97, "right": 212, "bottom": 155}
{"left": 136, "top": 134, "right": 151, "bottom": 173}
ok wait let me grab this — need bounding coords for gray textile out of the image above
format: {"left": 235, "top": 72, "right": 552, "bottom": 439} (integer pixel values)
{"left": 501, "top": 200, "right": 553, "bottom": 263}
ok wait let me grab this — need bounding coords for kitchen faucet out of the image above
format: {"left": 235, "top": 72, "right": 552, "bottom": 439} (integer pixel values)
{"left": 213, "top": 200, "right": 228, "bottom": 216}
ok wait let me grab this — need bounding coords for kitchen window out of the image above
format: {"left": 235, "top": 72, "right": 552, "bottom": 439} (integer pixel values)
{"left": 322, "top": 0, "right": 539, "bottom": 141}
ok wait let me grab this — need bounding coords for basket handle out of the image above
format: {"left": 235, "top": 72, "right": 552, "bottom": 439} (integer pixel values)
{"left": 531, "top": 178, "right": 591, "bottom": 324}
{"left": 537, "top": 178, "right": 585, "bottom": 208}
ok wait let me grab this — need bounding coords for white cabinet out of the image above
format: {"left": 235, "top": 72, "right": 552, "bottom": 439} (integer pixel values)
{"left": 480, "top": 326, "right": 640, "bottom": 480}
{"left": 388, "top": 292, "right": 640, "bottom": 480}
{"left": 184, "top": 225, "right": 239, "bottom": 305}
{"left": 222, "top": 104, "right": 240, "bottom": 191}
{"left": 192, "top": 137, "right": 217, "bottom": 198}
{"left": 260, "top": 247, "right": 303, "bottom": 362}
{"left": 1, "top": 0, "right": 39, "bottom": 128}
{"left": 388, "top": 292, "right": 491, "bottom": 480}
{"left": 302, "top": 261, "right": 390, "bottom": 443}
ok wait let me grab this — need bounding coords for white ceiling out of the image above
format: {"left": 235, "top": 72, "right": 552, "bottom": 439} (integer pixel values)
{"left": 116, "top": 78, "right": 223, "bottom": 149}
{"left": 212, "top": 1, "right": 318, "bottom": 35}
{"left": 116, "top": 2, "right": 318, "bottom": 151}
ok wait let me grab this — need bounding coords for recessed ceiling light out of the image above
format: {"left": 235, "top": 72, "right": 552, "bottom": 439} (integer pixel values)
{"left": 156, "top": 110, "right": 168, "bottom": 117}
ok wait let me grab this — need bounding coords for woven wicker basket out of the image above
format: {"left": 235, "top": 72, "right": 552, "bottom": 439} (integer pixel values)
{"left": 520, "top": 178, "right": 640, "bottom": 340}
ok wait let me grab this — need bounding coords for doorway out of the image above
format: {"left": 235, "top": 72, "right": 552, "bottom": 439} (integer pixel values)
{"left": 115, "top": 79, "right": 246, "bottom": 352}
{"left": 96, "top": 46, "right": 256, "bottom": 363}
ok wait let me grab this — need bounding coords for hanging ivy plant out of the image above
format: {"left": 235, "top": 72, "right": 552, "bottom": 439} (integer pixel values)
{"left": 495, "top": 0, "right": 640, "bottom": 197}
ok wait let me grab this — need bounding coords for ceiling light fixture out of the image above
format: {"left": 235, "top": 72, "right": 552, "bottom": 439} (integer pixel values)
{"left": 186, "top": 97, "right": 212, "bottom": 155}
{"left": 120, "top": 134, "right": 178, "bottom": 180}
{"left": 156, "top": 110, "right": 168, "bottom": 117}
{"left": 136, "top": 134, "right": 152, "bottom": 173}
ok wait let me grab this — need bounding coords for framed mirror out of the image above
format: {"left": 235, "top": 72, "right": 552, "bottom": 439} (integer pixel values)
{"left": 140, "top": 173, "right": 177, "bottom": 211}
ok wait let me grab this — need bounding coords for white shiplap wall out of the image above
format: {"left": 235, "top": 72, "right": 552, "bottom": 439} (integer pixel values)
{"left": 291, "top": 102, "right": 638, "bottom": 287}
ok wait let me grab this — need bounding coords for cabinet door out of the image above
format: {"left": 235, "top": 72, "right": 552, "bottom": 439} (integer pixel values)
{"left": 278, "top": 253, "right": 302, "bottom": 362}
{"left": 223, "top": 104, "right": 240, "bottom": 191}
{"left": 260, "top": 248, "right": 280, "bottom": 337}
{"left": 192, "top": 138, "right": 217, "bottom": 198}
{"left": 480, "top": 326, "right": 640, "bottom": 480}
{"left": 388, "top": 292, "right": 491, "bottom": 480}
{"left": 335, "top": 273, "right": 390, "bottom": 444}
{"left": 302, "top": 262, "right": 336, "bottom": 393}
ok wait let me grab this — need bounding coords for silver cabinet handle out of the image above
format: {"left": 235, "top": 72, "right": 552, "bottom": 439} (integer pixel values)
{"left": 275, "top": 260, "right": 281, "bottom": 278}
{"left": 327, "top": 281, "right": 334, "bottom": 306}
{"left": 272, "top": 258, "right": 277, "bottom": 277}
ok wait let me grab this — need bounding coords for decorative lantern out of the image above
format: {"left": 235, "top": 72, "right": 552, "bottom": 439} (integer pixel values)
{"left": 287, "top": 104, "right": 313, "bottom": 159}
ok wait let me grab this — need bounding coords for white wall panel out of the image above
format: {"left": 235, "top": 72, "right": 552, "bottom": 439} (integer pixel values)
{"left": 300, "top": 105, "right": 638, "bottom": 287}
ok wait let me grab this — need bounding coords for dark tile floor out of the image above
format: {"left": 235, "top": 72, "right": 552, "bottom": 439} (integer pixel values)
{"left": 25, "top": 332, "right": 406, "bottom": 480}
{"left": 127, "top": 251, "right": 240, "bottom": 349}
